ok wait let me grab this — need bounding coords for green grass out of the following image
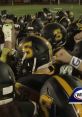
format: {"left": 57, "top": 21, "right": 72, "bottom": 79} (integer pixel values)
{"left": 0, "top": 4, "right": 82, "bottom": 18}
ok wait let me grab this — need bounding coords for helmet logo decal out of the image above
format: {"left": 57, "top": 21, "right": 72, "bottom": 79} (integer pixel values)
{"left": 22, "top": 41, "right": 33, "bottom": 59}
{"left": 53, "top": 29, "right": 63, "bottom": 41}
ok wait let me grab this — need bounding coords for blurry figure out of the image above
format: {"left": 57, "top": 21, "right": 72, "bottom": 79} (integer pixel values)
{"left": 8, "top": 35, "right": 54, "bottom": 78}
{"left": 66, "top": 10, "right": 74, "bottom": 23}
{"left": 0, "top": 61, "right": 35, "bottom": 117}
{"left": 54, "top": 10, "right": 71, "bottom": 28}
{"left": 51, "top": 0, "right": 55, "bottom": 4}
{"left": 41, "top": 22, "right": 67, "bottom": 54}
{"left": 65, "top": 18, "right": 82, "bottom": 51}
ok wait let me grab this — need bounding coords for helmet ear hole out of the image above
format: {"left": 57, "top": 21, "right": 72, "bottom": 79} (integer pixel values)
{"left": 32, "top": 18, "right": 44, "bottom": 33}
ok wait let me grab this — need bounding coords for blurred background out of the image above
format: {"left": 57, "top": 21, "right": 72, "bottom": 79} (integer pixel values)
{"left": 0, "top": 0, "right": 82, "bottom": 4}
{"left": 0, "top": 0, "right": 81, "bottom": 18}
{"left": 0, "top": 0, "right": 81, "bottom": 5}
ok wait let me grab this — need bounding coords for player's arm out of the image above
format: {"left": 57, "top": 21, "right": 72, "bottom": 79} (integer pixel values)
{"left": 54, "top": 48, "right": 82, "bottom": 72}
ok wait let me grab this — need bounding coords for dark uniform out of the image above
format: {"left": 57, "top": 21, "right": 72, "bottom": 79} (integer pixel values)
{"left": 0, "top": 61, "right": 34, "bottom": 117}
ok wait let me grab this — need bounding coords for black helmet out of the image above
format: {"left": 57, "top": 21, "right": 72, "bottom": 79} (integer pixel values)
{"left": 66, "top": 10, "right": 74, "bottom": 22}
{"left": 43, "top": 8, "right": 53, "bottom": 21}
{"left": 59, "top": 17, "right": 71, "bottom": 28}
{"left": 55, "top": 10, "right": 68, "bottom": 22}
{"left": 41, "top": 22, "right": 67, "bottom": 52}
{"left": 26, "top": 14, "right": 33, "bottom": 22}
{"left": 29, "top": 18, "right": 44, "bottom": 33}
{"left": 67, "top": 19, "right": 82, "bottom": 37}
{"left": 36, "top": 11, "right": 47, "bottom": 21}
{"left": 17, "top": 34, "right": 53, "bottom": 74}
{"left": 43, "top": 8, "right": 51, "bottom": 14}
{"left": 65, "top": 19, "right": 82, "bottom": 51}
{"left": 0, "top": 61, "right": 15, "bottom": 105}
{"left": 1, "top": 10, "right": 7, "bottom": 16}
{"left": 76, "top": 16, "right": 82, "bottom": 30}
{"left": 36, "top": 11, "right": 50, "bottom": 24}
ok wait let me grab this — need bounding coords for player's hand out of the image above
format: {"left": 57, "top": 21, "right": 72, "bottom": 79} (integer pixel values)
{"left": 53, "top": 48, "right": 72, "bottom": 63}
{"left": 74, "top": 32, "right": 82, "bottom": 43}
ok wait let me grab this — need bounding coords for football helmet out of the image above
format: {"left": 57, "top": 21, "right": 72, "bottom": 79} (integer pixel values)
{"left": 68, "top": 18, "right": 82, "bottom": 33}
{"left": 0, "top": 61, "right": 15, "bottom": 104}
{"left": 59, "top": 17, "right": 71, "bottom": 28}
{"left": 36, "top": 11, "right": 47, "bottom": 22}
{"left": 43, "top": 8, "right": 51, "bottom": 14}
{"left": 76, "top": 16, "right": 82, "bottom": 30}
{"left": 41, "top": 22, "right": 67, "bottom": 53}
{"left": 25, "top": 14, "right": 33, "bottom": 23}
{"left": 65, "top": 19, "right": 82, "bottom": 51}
{"left": 66, "top": 10, "right": 74, "bottom": 22}
{"left": 16, "top": 34, "right": 53, "bottom": 76}
{"left": 43, "top": 8, "right": 53, "bottom": 22}
{"left": 1, "top": 10, "right": 7, "bottom": 16}
{"left": 27, "top": 18, "right": 44, "bottom": 34}
{"left": 55, "top": 10, "right": 68, "bottom": 22}
{"left": 36, "top": 11, "right": 51, "bottom": 24}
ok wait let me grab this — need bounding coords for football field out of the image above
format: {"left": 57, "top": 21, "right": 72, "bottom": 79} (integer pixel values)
{"left": 0, "top": 4, "right": 82, "bottom": 18}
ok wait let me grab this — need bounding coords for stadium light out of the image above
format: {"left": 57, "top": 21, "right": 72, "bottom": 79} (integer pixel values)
{"left": 12, "top": 0, "right": 14, "bottom": 6}
{"left": 49, "top": 0, "right": 60, "bottom": 5}
{"left": 50, "top": 0, "right": 52, "bottom": 4}
{"left": 79, "top": 0, "right": 81, "bottom": 5}
{"left": 58, "top": 0, "right": 60, "bottom": 5}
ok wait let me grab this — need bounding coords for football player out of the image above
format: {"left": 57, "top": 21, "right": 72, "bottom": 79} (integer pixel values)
{"left": 0, "top": 61, "right": 36, "bottom": 117}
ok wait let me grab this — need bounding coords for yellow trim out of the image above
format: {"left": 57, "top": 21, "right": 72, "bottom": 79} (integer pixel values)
{"left": 15, "top": 82, "right": 28, "bottom": 95}
{"left": 15, "top": 82, "right": 24, "bottom": 95}
{"left": 53, "top": 75, "right": 82, "bottom": 117}
{"left": 15, "top": 82, "right": 23, "bottom": 89}
{"left": 40, "top": 95, "right": 53, "bottom": 117}
{"left": 23, "top": 41, "right": 32, "bottom": 47}
{"left": 59, "top": 16, "right": 66, "bottom": 23}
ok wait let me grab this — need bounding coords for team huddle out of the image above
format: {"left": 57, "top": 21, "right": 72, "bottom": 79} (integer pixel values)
{"left": 0, "top": 8, "right": 82, "bottom": 117}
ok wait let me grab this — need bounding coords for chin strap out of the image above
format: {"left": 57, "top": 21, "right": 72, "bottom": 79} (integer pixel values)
{"left": 32, "top": 57, "right": 37, "bottom": 73}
